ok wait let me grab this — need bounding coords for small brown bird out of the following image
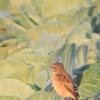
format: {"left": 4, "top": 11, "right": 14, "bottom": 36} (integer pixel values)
{"left": 51, "top": 62, "right": 79, "bottom": 100}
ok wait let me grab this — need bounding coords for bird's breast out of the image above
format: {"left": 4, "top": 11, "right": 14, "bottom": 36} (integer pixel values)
{"left": 52, "top": 76, "right": 71, "bottom": 97}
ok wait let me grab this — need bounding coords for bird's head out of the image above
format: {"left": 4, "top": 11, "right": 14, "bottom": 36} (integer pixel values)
{"left": 51, "top": 62, "right": 65, "bottom": 73}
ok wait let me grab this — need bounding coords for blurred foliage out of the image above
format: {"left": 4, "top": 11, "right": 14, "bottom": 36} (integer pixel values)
{"left": 0, "top": 0, "right": 100, "bottom": 100}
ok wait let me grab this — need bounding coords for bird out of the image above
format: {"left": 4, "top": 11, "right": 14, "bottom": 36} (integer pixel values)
{"left": 51, "top": 62, "right": 79, "bottom": 100}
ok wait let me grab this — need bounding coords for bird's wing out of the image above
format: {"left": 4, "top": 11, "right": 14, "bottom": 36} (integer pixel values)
{"left": 56, "top": 73, "right": 74, "bottom": 86}
{"left": 56, "top": 74, "right": 77, "bottom": 98}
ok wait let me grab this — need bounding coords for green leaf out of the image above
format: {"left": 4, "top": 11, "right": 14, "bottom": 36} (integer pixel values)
{"left": 9, "top": 62, "right": 45, "bottom": 84}
{"left": 76, "top": 45, "right": 88, "bottom": 67}
{"left": 0, "top": 39, "right": 27, "bottom": 59}
{"left": 93, "top": 0, "right": 100, "bottom": 14}
{"left": 0, "top": 60, "right": 28, "bottom": 79}
{"left": 52, "top": 43, "right": 88, "bottom": 76}
{"left": 10, "top": 0, "right": 31, "bottom": 6}
{"left": 32, "top": 0, "right": 86, "bottom": 18}
{"left": 66, "top": 21, "right": 93, "bottom": 45}
{"left": 26, "top": 91, "right": 64, "bottom": 100}
{"left": 29, "top": 33, "right": 64, "bottom": 51}
{"left": 33, "top": 70, "right": 48, "bottom": 88}
{"left": 56, "top": 43, "right": 77, "bottom": 75}
{"left": 86, "top": 92, "right": 100, "bottom": 100}
{"left": 42, "top": 79, "right": 53, "bottom": 92}
{"left": 0, "top": 95, "right": 20, "bottom": 100}
{"left": 68, "top": 7, "right": 93, "bottom": 26}
{"left": 8, "top": 6, "right": 32, "bottom": 29}
{"left": 0, "top": 78, "right": 34, "bottom": 99}
{"left": 0, "top": 0, "right": 11, "bottom": 11}
{"left": 28, "top": 24, "right": 72, "bottom": 41}
{"left": 20, "top": 4, "right": 42, "bottom": 26}
{"left": 27, "top": 84, "right": 41, "bottom": 91}
{"left": 74, "top": 64, "right": 100, "bottom": 99}
{"left": 44, "top": 9, "right": 77, "bottom": 24}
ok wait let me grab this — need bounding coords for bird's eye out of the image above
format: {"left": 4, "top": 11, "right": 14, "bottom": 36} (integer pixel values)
{"left": 53, "top": 66, "right": 56, "bottom": 69}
